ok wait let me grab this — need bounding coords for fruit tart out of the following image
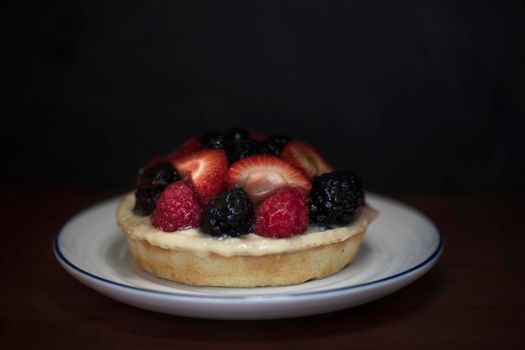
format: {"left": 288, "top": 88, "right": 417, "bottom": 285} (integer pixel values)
{"left": 117, "top": 128, "right": 378, "bottom": 287}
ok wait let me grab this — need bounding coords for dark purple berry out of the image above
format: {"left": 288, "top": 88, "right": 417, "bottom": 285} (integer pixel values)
{"left": 201, "top": 131, "right": 229, "bottom": 149}
{"left": 259, "top": 135, "right": 290, "bottom": 156}
{"left": 134, "top": 162, "right": 179, "bottom": 216}
{"left": 226, "top": 139, "right": 260, "bottom": 164}
{"left": 200, "top": 188, "right": 254, "bottom": 237}
{"left": 225, "top": 127, "right": 249, "bottom": 143}
{"left": 309, "top": 170, "right": 363, "bottom": 227}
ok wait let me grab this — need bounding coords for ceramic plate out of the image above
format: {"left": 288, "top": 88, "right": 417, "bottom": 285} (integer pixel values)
{"left": 54, "top": 193, "right": 442, "bottom": 320}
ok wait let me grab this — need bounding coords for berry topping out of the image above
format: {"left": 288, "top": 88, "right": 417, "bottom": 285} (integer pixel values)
{"left": 151, "top": 181, "right": 201, "bottom": 232}
{"left": 134, "top": 188, "right": 163, "bottom": 216}
{"left": 226, "top": 139, "right": 260, "bottom": 164}
{"left": 168, "top": 137, "right": 202, "bottom": 160}
{"left": 225, "top": 155, "right": 311, "bottom": 203}
{"left": 255, "top": 188, "right": 309, "bottom": 238}
{"left": 136, "top": 162, "right": 179, "bottom": 189}
{"left": 200, "top": 131, "right": 229, "bottom": 149}
{"left": 142, "top": 155, "right": 168, "bottom": 169}
{"left": 309, "top": 170, "right": 363, "bottom": 227}
{"left": 171, "top": 149, "right": 228, "bottom": 204}
{"left": 281, "top": 141, "right": 334, "bottom": 178}
{"left": 225, "top": 127, "right": 249, "bottom": 143}
{"left": 133, "top": 162, "right": 179, "bottom": 216}
{"left": 259, "top": 135, "right": 290, "bottom": 156}
{"left": 200, "top": 188, "right": 254, "bottom": 237}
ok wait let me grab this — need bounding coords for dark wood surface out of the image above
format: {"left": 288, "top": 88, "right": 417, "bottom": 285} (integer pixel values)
{"left": 2, "top": 187, "right": 524, "bottom": 349}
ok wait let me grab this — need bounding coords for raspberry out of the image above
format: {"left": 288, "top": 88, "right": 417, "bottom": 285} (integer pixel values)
{"left": 255, "top": 187, "right": 309, "bottom": 238}
{"left": 151, "top": 181, "right": 201, "bottom": 232}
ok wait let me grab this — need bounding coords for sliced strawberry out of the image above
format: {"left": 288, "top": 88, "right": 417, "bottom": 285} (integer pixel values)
{"left": 171, "top": 149, "right": 228, "bottom": 204}
{"left": 280, "top": 141, "right": 334, "bottom": 178}
{"left": 142, "top": 154, "right": 168, "bottom": 169}
{"left": 225, "top": 155, "right": 311, "bottom": 204}
{"left": 168, "top": 137, "right": 202, "bottom": 160}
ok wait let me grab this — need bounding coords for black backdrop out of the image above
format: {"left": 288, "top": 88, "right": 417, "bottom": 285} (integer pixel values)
{"left": 4, "top": 1, "right": 524, "bottom": 192}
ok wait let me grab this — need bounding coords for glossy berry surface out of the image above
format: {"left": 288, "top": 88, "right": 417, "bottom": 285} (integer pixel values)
{"left": 225, "top": 155, "right": 311, "bottom": 204}
{"left": 152, "top": 181, "right": 201, "bottom": 232}
{"left": 133, "top": 188, "right": 162, "bottom": 216}
{"left": 200, "top": 131, "right": 229, "bottom": 149}
{"left": 259, "top": 135, "right": 290, "bottom": 156}
{"left": 171, "top": 148, "right": 228, "bottom": 204}
{"left": 225, "top": 127, "right": 249, "bottom": 143}
{"left": 136, "top": 162, "right": 179, "bottom": 189}
{"left": 309, "top": 170, "right": 363, "bottom": 227}
{"left": 226, "top": 139, "right": 260, "bottom": 164}
{"left": 255, "top": 187, "right": 309, "bottom": 238}
{"left": 134, "top": 162, "right": 179, "bottom": 215}
{"left": 200, "top": 188, "right": 254, "bottom": 237}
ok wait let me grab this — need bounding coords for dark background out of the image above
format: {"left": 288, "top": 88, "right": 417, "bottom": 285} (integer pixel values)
{"left": 4, "top": 1, "right": 524, "bottom": 193}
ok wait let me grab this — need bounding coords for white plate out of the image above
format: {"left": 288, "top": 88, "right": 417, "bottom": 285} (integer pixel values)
{"left": 54, "top": 193, "right": 442, "bottom": 320}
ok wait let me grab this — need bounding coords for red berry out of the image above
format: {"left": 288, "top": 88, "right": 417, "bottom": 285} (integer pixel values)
{"left": 255, "top": 187, "right": 309, "bottom": 238}
{"left": 280, "top": 141, "right": 333, "bottom": 178}
{"left": 142, "top": 155, "right": 168, "bottom": 169}
{"left": 168, "top": 137, "right": 203, "bottom": 160}
{"left": 171, "top": 148, "right": 228, "bottom": 204}
{"left": 225, "top": 155, "right": 311, "bottom": 204}
{"left": 152, "top": 181, "right": 201, "bottom": 232}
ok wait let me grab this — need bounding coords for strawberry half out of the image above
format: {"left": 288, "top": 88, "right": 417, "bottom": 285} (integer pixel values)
{"left": 171, "top": 148, "right": 228, "bottom": 204}
{"left": 280, "top": 141, "right": 334, "bottom": 178}
{"left": 168, "top": 137, "right": 202, "bottom": 160}
{"left": 225, "top": 155, "right": 311, "bottom": 204}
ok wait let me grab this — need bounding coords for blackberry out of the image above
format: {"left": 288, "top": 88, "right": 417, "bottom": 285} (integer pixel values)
{"left": 201, "top": 131, "right": 229, "bottom": 149}
{"left": 309, "top": 170, "right": 363, "bottom": 227}
{"left": 134, "top": 162, "right": 179, "bottom": 216}
{"left": 225, "top": 127, "right": 249, "bottom": 143}
{"left": 134, "top": 188, "right": 162, "bottom": 216}
{"left": 226, "top": 139, "right": 260, "bottom": 164}
{"left": 136, "top": 162, "right": 178, "bottom": 189}
{"left": 259, "top": 135, "right": 290, "bottom": 156}
{"left": 200, "top": 188, "right": 254, "bottom": 237}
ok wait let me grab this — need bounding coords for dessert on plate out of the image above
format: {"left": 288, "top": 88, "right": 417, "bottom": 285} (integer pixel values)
{"left": 117, "top": 128, "right": 378, "bottom": 287}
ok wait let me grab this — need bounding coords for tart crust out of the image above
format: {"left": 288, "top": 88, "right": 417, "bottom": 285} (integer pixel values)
{"left": 117, "top": 193, "right": 378, "bottom": 287}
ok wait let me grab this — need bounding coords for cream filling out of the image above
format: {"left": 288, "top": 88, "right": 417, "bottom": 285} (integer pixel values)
{"left": 117, "top": 193, "right": 378, "bottom": 257}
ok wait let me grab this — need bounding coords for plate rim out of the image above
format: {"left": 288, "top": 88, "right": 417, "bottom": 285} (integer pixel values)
{"left": 53, "top": 193, "right": 443, "bottom": 301}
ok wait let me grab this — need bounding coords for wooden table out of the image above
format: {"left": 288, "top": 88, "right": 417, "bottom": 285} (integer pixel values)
{"left": 2, "top": 187, "right": 524, "bottom": 349}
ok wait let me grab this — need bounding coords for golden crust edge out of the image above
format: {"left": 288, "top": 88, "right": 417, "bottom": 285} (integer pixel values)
{"left": 125, "top": 231, "right": 366, "bottom": 287}
{"left": 117, "top": 193, "right": 377, "bottom": 287}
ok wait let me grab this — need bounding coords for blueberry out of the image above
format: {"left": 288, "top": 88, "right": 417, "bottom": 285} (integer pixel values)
{"left": 226, "top": 139, "right": 260, "bottom": 164}
{"left": 259, "top": 135, "right": 290, "bottom": 156}
{"left": 201, "top": 131, "right": 229, "bottom": 149}
{"left": 225, "top": 127, "right": 249, "bottom": 143}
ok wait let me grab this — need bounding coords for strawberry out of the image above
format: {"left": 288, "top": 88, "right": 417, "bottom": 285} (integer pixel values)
{"left": 142, "top": 155, "right": 168, "bottom": 169}
{"left": 168, "top": 137, "right": 202, "bottom": 160}
{"left": 152, "top": 181, "right": 201, "bottom": 232}
{"left": 280, "top": 141, "right": 334, "bottom": 178}
{"left": 255, "top": 187, "right": 309, "bottom": 238}
{"left": 225, "top": 155, "right": 311, "bottom": 204}
{"left": 171, "top": 149, "right": 228, "bottom": 204}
